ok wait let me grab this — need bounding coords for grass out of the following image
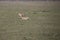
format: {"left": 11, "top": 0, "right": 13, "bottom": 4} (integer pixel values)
{"left": 0, "top": 1, "right": 60, "bottom": 40}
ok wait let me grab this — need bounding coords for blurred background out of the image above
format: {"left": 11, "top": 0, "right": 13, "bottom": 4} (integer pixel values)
{"left": 0, "top": 0, "right": 60, "bottom": 40}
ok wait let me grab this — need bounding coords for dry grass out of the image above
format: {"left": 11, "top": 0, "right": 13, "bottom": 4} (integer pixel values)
{"left": 0, "top": 1, "right": 60, "bottom": 40}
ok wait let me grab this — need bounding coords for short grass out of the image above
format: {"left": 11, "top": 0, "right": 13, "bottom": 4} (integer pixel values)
{"left": 0, "top": 1, "right": 60, "bottom": 40}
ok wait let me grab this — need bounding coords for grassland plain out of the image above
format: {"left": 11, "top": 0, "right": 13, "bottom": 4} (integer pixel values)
{"left": 0, "top": 1, "right": 60, "bottom": 40}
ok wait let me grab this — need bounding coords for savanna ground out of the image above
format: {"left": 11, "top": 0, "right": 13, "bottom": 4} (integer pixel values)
{"left": 0, "top": 1, "right": 60, "bottom": 40}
